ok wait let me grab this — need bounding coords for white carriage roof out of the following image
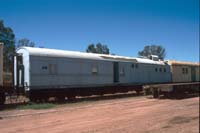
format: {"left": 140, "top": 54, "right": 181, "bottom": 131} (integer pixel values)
{"left": 17, "top": 47, "right": 166, "bottom": 65}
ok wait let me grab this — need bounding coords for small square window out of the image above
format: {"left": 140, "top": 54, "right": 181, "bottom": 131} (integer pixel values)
{"left": 42, "top": 66, "right": 48, "bottom": 70}
{"left": 155, "top": 68, "right": 158, "bottom": 72}
{"left": 159, "top": 68, "right": 162, "bottom": 72}
{"left": 131, "top": 64, "right": 134, "bottom": 68}
{"left": 164, "top": 68, "right": 166, "bottom": 72}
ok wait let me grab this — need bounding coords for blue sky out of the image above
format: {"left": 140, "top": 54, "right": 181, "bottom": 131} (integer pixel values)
{"left": 0, "top": 0, "right": 199, "bottom": 61}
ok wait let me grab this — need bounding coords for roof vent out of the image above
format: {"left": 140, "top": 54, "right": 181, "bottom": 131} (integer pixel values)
{"left": 148, "top": 55, "right": 159, "bottom": 61}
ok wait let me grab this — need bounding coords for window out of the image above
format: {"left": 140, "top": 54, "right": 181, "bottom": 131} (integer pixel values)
{"left": 120, "top": 67, "right": 125, "bottom": 76}
{"left": 182, "top": 68, "right": 185, "bottom": 74}
{"left": 92, "top": 65, "right": 98, "bottom": 74}
{"left": 159, "top": 68, "right": 162, "bottom": 72}
{"left": 42, "top": 66, "right": 48, "bottom": 70}
{"left": 135, "top": 64, "right": 138, "bottom": 68}
{"left": 182, "top": 68, "right": 188, "bottom": 74}
{"left": 185, "top": 68, "right": 188, "bottom": 74}
{"left": 155, "top": 68, "right": 158, "bottom": 72}
{"left": 49, "top": 64, "right": 57, "bottom": 74}
{"left": 163, "top": 68, "right": 166, "bottom": 72}
{"left": 131, "top": 64, "right": 138, "bottom": 69}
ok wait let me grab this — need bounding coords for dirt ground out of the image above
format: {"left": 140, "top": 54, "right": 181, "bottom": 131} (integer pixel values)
{"left": 0, "top": 95, "right": 199, "bottom": 133}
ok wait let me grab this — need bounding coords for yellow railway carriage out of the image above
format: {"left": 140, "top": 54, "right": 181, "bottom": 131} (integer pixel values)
{"left": 168, "top": 60, "right": 200, "bottom": 83}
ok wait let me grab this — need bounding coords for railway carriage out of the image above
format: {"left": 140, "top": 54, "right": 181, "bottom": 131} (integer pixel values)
{"left": 14, "top": 47, "right": 171, "bottom": 101}
{"left": 148, "top": 60, "right": 200, "bottom": 98}
{"left": 167, "top": 60, "right": 200, "bottom": 82}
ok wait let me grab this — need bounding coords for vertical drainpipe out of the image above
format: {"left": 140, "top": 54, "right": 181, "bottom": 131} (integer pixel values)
{"left": 0, "top": 42, "right": 3, "bottom": 87}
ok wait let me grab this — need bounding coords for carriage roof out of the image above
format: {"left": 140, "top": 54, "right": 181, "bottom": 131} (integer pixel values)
{"left": 17, "top": 47, "right": 166, "bottom": 65}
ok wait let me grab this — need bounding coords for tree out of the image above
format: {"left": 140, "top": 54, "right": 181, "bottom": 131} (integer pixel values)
{"left": 17, "top": 38, "right": 35, "bottom": 48}
{"left": 86, "top": 43, "right": 110, "bottom": 54}
{"left": 0, "top": 20, "right": 15, "bottom": 71}
{"left": 138, "top": 45, "right": 166, "bottom": 60}
{"left": 86, "top": 44, "right": 96, "bottom": 53}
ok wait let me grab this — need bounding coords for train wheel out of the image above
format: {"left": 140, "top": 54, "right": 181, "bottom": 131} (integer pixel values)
{"left": 152, "top": 88, "right": 159, "bottom": 98}
{"left": 144, "top": 88, "right": 151, "bottom": 95}
{"left": 43, "top": 97, "right": 49, "bottom": 103}
{"left": 56, "top": 96, "right": 65, "bottom": 103}
{"left": 0, "top": 92, "right": 5, "bottom": 105}
{"left": 163, "top": 92, "right": 170, "bottom": 98}
{"left": 29, "top": 95, "right": 38, "bottom": 103}
{"left": 67, "top": 95, "right": 76, "bottom": 100}
{"left": 135, "top": 90, "right": 142, "bottom": 95}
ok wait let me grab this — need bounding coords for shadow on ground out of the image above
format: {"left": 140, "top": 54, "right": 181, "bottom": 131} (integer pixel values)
{"left": 0, "top": 92, "right": 143, "bottom": 110}
{"left": 0, "top": 92, "right": 199, "bottom": 111}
